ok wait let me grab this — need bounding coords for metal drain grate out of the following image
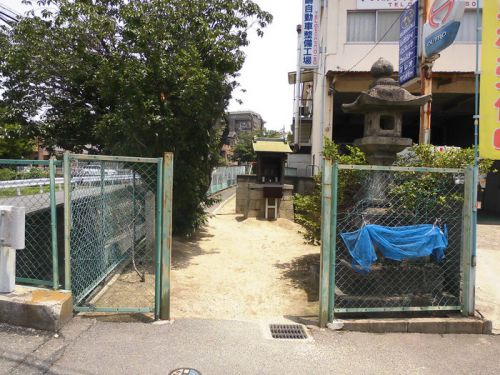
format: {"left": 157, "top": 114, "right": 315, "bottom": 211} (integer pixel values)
{"left": 269, "top": 324, "right": 308, "bottom": 339}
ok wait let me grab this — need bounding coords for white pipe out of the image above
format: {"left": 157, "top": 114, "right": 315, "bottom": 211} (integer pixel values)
{"left": 294, "top": 24, "right": 302, "bottom": 148}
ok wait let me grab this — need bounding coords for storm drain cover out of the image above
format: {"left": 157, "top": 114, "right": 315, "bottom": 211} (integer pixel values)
{"left": 269, "top": 324, "right": 308, "bottom": 340}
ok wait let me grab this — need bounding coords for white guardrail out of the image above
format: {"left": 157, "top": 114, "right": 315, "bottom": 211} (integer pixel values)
{"left": 0, "top": 174, "right": 134, "bottom": 196}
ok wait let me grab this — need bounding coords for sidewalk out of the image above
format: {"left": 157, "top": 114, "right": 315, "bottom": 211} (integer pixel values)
{"left": 1, "top": 317, "right": 500, "bottom": 375}
{"left": 476, "top": 211, "right": 500, "bottom": 333}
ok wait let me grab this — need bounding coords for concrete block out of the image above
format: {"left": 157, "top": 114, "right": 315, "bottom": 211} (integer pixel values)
{"left": 342, "top": 319, "right": 408, "bottom": 333}
{"left": 407, "top": 317, "right": 485, "bottom": 334}
{"left": 482, "top": 320, "right": 493, "bottom": 334}
{"left": 0, "top": 286, "right": 73, "bottom": 332}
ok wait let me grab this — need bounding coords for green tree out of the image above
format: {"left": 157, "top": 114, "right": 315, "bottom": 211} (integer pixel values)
{"left": 0, "top": 105, "right": 34, "bottom": 159}
{"left": 0, "top": 0, "right": 272, "bottom": 235}
{"left": 232, "top": 129, "right": 284, "bottom": 163}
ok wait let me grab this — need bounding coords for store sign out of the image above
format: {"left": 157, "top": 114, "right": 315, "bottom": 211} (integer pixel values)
{"left": 479, "top": 0, "right": 500, "bottom": 159}
{"left": 422, "top": 0, "right": 466, "bottom": 58}
{"left": 356, "top": 0, "right": 481, "bottom": 9}
{"left": 301, "top": 0, "right": 320, "bottom": 68}
{"left": 399, "top": 1, "right": 420, "bottom": 85}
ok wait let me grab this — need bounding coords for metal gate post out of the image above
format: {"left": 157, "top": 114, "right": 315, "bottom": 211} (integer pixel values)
{"left": 462, "top": 166, "right": 475, "bottom": 315}
{"left": 160, "top": 153, "right": 174, "bottom": 320}
{"left": 319, "top": 159, "right": 333, "bottom": 327}
{"left": 328, "top": 162, "right": 339, "bottom": 322}
{"left": 49, "top": 158, "right": 59, "bottom": 289}
{"left": 154, "top": 159, "right": 163, "bottom": 320}
{"left": 63, "top": 152, "right": 71, "bottom": 290}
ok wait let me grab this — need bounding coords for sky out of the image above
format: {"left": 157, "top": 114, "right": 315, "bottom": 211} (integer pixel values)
{"left": 227, "top": 0, "right": 302, "bottom": 131}
{"left": 1, "top": 0, "right": 301, "bottom": 131}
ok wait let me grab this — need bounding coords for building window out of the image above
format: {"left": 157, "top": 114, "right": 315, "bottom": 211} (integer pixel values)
{"left": 347, "top": 9, "right": 482, "bottom": 44}
{"left": 455, "top": 10, "right": 482, "bottom": 43}
{"left": 346, "top": 12, "right": 376, "bottom": 42}
{"left": 236, "top": 120, "right": 252, "bottom": 131}
{"left": 347, "top": 11, "right": 402, "bottom": 43}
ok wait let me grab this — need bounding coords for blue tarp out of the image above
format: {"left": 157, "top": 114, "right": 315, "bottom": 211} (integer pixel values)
{"left": 340, "top": 224, "right": 448, "bottom": 273}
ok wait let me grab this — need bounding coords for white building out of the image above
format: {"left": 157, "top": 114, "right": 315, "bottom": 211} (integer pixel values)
{"left": 288, "top": 0, "right": 499, "bottom": 212}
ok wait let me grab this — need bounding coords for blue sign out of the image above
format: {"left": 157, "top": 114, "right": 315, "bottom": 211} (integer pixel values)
{"left": 399, "top": 1, "right": 419, "bottom": 86}
{"left": 424, "top": 21, "right": 461, "bottom": 57}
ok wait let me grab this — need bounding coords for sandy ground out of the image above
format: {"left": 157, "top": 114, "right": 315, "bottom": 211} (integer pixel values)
{"left": 171, "top": 194, "right": 320, "bottom": 321}
{"left": 476, "top": 213, "right": 500, "bottom": 334}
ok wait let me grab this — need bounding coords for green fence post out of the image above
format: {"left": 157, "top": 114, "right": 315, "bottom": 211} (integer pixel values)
{"left": 462, "top": 166, "right": 475, "bottom": 315}
{"left": 328, "top": 162, "right": 339, "bottom": 322}
{"left": 63, "top": 152, "right": 71, "bottom": 290}
{"left": 160, "top": 153, "right": 174, "bottom": 320}
{"left": 154, "top": 159, "right": 164, "bottom": 320}
{"left": 319, "top": 159, "right": 333, "bottom": 327}
{"left": 49, "top": 157, "right": 59, "bottom": 289}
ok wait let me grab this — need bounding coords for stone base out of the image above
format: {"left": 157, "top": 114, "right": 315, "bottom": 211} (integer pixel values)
{"left": 236, "top": 177, "right": 294, "bottom": 220}
{"left": 0, "top": 285, "right": 73, "bottom": 331}
{"left": 354, "top": 136, "right": 412, "bottom": 165}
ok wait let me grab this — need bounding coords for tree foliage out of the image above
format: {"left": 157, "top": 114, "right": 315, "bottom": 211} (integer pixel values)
{"left": 0, "top": 105, "right": 34, "bottom": 159}
{"left": 232, "top": 129, "right": 284, "bottom": 163}
{"left": 0, "top": 0, "right": 272, "bottom": 235}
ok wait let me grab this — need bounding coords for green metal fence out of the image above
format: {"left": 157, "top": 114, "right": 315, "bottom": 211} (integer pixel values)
{"left": 208, "top": 166, "right": 246, "bottom": 195}
{"left": 319, "top": 161, "right": 475, "bottom": 326}
{"left": 0, "top": 159, "right": 60, "bottom": 289}
{"left": 63, "top": 153, "right": 172, "bottom": 318}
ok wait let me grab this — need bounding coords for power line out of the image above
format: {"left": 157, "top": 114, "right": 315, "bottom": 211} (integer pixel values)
{"left": 0, "top": 10, "right": 17, "bottom": 23}
{"left": 0, "top": 3, "right": 21, "bottom": 17}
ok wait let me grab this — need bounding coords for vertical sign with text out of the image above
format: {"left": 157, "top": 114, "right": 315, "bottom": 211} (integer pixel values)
{"left": 399, "top": 1, "right": 419, "bottom": 86}
{"left": 301, "top": 0, "right": 321, "bottom": 68}
{"left": 479, "top": 0, "right": 500, "bottom": 159}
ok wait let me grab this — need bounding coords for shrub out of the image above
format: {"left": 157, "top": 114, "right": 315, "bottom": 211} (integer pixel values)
{"left": 293, "top": 142, "right": 496, "bottom": 244}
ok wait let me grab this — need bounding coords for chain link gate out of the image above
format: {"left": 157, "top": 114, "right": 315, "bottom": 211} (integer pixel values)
{"left": 0, "top": 159, "right": 60, "bottom": 289}
{"left": 63, "top": 153, "right": 173, "bottom": 319}
{"left": 319, "top": 161, "right": 475, "bottom": 326}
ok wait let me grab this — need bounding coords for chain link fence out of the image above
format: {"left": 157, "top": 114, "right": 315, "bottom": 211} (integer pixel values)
{"left": 0, "top": 159, "right": 60, "bottom": 288}
{"left": 66, "top": 155, "right": 163, "bottom": 313}
{"left": 208, "top": 166, "right": 246, "bottom": 195}
{"left": 320, "top": 163, "right": 474, "bottom": 321}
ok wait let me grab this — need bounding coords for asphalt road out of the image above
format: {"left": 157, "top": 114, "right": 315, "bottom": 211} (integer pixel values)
{"left": 1, "top": 317, "right": 499, "bottom": 375}
{"left": 206, "top": 186, "right": 236, "bottom": 214}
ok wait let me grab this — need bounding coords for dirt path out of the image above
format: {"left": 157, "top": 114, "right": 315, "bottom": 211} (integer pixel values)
{"left": 171, "top": 194, "right": 320, "bottom": 321}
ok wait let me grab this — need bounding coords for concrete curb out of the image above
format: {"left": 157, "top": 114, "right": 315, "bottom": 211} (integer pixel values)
{"left": 329, "top": 316, "right": 493, "bottom": 334}
{"left": 0, "top": 286, "right": 73, "bottom": 332}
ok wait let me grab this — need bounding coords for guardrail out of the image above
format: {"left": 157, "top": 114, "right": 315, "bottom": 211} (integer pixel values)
{"left": 0, "top": 174, "right": 134, "bottom": 196}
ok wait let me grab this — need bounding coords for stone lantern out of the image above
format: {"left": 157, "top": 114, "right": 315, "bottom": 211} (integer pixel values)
{"left": 342, "top": 58, "right": 431, "bottom": 165}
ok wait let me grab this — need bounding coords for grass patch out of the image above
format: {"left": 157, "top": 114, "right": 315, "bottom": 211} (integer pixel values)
{"left": 0, "top": 185, "right": 51, "bottom": 197}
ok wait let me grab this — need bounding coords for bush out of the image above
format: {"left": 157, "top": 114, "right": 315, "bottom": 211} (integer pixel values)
{"left": 293, "top": 139, "right": 367, "bottom": 244}
{"left": 293, "top": 142, "right": 496, "bottom": 244}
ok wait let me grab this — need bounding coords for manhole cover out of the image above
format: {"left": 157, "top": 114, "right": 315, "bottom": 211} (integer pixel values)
{"left": 269, "top": 324, "right": 308, "bottom": 339}
{"left": 169, "top": 369, "right": 201, "bottom": 375}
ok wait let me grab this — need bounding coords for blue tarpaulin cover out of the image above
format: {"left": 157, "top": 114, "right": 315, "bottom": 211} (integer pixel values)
{"left": 340, "top": 224, "right": 448, "bottom": 273}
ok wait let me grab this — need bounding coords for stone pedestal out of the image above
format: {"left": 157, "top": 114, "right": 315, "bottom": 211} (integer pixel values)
{"left": 236, "top": 176, "right": 294, "bottom": 220}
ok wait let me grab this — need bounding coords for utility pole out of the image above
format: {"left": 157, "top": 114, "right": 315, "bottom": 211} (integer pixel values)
{"left": 293, "top": 24, "right": 302, "bottom": 151}
{"left": 419, "top": 0, "right": 433, "bottom": 145}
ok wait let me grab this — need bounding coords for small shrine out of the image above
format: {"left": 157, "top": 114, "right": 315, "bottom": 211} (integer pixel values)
{"left": 235, "top": 138, "right": 293, "bottom": 220}
{"left": 342, "top": 58, "right": 432, "bottom": 165}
